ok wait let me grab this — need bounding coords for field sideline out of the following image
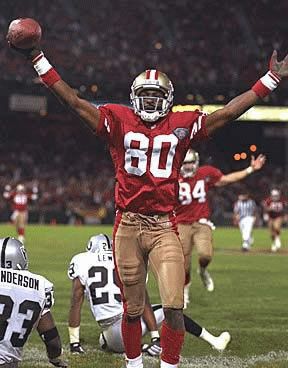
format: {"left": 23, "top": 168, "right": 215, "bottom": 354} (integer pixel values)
{"left": 0, "top": 224, "right": 287, "bottom": 368}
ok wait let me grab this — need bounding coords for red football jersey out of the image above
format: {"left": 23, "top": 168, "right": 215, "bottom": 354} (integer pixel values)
{"left": 7, "top": 192, "right": 31, "bottom": 211}
{"left": 176, "top": 165, "right": 223, "bottom": 223}
{"left": 262, "top": 196, "right": 286, "bottom": 219}
{"left": 96, "top": 104, "right": 208, "bottom": 214}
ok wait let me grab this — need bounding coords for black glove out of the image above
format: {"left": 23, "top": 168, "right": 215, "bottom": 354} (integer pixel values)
{"left": 70, "top": 342, "right": 85, "bottom": 354}
{"left": 8, "top": 42, "right": 42, "bottom": 60}
{"left": 142, "top": 337, "right": 162, "bottom": 357}
{"left": 49, "top": 357, "right": 68, "bottom": 367}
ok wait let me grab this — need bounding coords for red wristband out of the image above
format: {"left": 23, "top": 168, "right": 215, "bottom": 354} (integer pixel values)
{"left": 40, "top": 68, "right": 61, "bottom": 87}
{"left": 251, "top": 71, "right": 281, "bottom": 98}
{"left": 251, "top": 81, "right": 271, "bottom": 98}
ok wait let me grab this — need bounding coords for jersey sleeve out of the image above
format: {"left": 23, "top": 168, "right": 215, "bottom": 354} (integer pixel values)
{"left": 42, "top": 278, "right": 54, "bottom": 315}
{"left": 189, "top": 111, "right": 209, "bottom": 143}
{"left": 67, "top": 255, "right": 86, "bottom": 286}
{"left": 95, "top": 104, "right": 119, "bottom": 141}
{"left": 202, "top": 166, "right": 223, "bottom": 187}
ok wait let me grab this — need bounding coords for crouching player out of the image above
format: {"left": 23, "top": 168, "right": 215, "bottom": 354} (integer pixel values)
{"left": 0, "top": 237, "right": 67, "bottom": 367}
{"left": 67, "top": 234, "right": 231, "bottom": 356}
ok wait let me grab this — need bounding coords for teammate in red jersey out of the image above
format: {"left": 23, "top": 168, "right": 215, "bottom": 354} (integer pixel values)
{"left": 8, "top": 30, "right": 288, "bottom": 367}
{"left": 262, "top": 188, "right": 287, "bottom": 252}
{"left": 3, "top": 184, "right": 38, "bottom": 244}
{"left": 176, "top": 150, "right": 265, "bottom": 307}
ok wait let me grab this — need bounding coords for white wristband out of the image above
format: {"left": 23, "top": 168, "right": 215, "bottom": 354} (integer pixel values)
{"left": 33, "top": 55, "right": 53, "bottom": 76}
{"left": 150, "top": 330, "right": 160, "bottom": 339}
{"left": 260, "top": 71, "right": 281, "bottom": 91}
{"left": 246, "top": 166, "right": 254, "bottom": 175}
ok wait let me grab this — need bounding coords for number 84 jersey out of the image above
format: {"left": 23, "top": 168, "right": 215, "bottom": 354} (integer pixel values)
{"left": 96, "top": 104, "right": 208, "bottom": 214}
{"left": 68, "top": 252, "right": 122, "bottom": 323}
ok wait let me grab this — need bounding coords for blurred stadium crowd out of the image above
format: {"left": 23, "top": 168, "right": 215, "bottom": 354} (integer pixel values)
{"left": 1, "top": 0, "right": 288, "bottom": 104}
{"left": 1, "top": 0, "right": 288, "bottom": 224}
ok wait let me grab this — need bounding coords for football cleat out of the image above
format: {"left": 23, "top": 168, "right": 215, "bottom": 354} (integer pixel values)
{"left": 70, "top": 342, "right": 85, "bottom": 354}
{"left": 198, "top": 268, "right": 214, "bottom": 292}
{"left": 212, "top": 332, "right": 231, "bottom": 352}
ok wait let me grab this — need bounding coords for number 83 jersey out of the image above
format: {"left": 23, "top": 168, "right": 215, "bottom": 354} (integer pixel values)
{"left": 68, "top": 252, "right": 122, "bottom": 322}
{"left": 96, "top": 104, "right": 208, "bottom": 214}
{"left": 0, "top": 268, "right": 53, "bottom": 364}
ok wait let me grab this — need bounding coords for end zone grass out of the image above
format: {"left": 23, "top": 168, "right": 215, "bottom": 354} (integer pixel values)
{"left": 0, "top": 224, "right": 287, "bottom": 367}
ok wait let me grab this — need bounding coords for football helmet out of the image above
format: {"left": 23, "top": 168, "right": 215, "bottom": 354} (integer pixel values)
{"left": 16, "top": 184, "right": 25, "bottom": 192}
{"left": 130, "top": 69, "right": 174, "bottom": 123}
{"left": 271, "top": 188, "right": 280, "bottom": 201}
{"left": 86, "top": 234, "right": 113, "bottom": 256}
{"left": 0, "top": 237, "right": 28, "bottom": 270}
{"left": 180, "top": 149, "right": 200, "bottom": 177}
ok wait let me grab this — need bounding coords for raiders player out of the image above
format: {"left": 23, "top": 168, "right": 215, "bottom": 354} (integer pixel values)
{"left": 177, "top": 149, "right": 265, "bottom": 308}
{"left": 67, "top": 234, "right": 231, "bottom": 356}
{"left": 0, "top": 237, "right": 67, "bottom": 367}
{"left": 10, "top": 32, "right": 288, "bottom": 368}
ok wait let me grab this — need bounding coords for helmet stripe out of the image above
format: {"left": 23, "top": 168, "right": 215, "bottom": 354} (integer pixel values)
{"left": 145, "top": 70, "right": 151, "bottom": 79}
{"left": 1, "top": 237, "right": 10, "bottom": 268}
{"left": 103, "top": 234, "right": 112, "bottom": 250}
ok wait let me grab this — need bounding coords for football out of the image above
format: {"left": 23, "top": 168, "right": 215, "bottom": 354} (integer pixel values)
{"left": 6, "top": 18, "right": 42, "bottom": 49}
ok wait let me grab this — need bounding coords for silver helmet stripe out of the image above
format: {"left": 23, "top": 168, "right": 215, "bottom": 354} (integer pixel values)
{"left": 1, "top": 237, "right": 10, "bottom": 268}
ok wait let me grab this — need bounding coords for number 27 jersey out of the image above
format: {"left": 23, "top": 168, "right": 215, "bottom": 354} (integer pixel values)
{"left": 96, "top": 104, "right": 208, "bottom": 214}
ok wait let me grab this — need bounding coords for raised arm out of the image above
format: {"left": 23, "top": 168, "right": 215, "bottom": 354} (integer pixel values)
{"left": 206, "top": 51, "right": 288, "bottom": 135}
{"left": 8, "top": 44, "right": 100, "bottom": 131}
{"left": 216, "top": 154, "right": 266, "bottom": 187}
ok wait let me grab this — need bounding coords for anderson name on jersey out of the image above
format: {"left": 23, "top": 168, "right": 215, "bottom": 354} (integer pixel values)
{"left": 68, "top": 251, "right": 122, "bottom": 324}
{"left": 96, "top": 104, "right": 208, "bottom": 214}
{"left": 177, "top": 165, "right": 223, "bottom": 223}
{"left": 0, "top": 268, "right": 53, "bottom": 364}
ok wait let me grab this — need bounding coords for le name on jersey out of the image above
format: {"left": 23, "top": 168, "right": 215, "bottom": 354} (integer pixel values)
{"left": 0, "top": 269, "right": 39, "bottom": 290}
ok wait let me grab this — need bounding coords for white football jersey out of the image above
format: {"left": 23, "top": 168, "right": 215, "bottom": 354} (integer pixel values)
{"left": 68, "top": 252, "right": 123, "bottom": 322}
{"left": 0, "top": 268, "right": 54, "bottom": 364}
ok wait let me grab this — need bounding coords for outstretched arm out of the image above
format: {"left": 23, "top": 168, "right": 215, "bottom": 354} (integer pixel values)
{"left": 206, "top": 51, "right": 288, "bottom": 135}
{"left": 216, "top": 154, "right": 266, "bottom": 187}
{"left": 8, "top": 44, "right": 100, "bottom": 131}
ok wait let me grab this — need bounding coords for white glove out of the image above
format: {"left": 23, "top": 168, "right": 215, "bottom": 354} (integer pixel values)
{"left": 198, "top": 218, "right": 216, "bottom": 230}
{"left": 142, "top": 337, "right": 162, "bottom": 357}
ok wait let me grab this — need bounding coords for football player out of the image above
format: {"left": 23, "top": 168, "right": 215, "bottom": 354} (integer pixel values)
{"left": 262, "top": 188, "right": 287, "bottom": 252}
{"left": 3, "top": 184, "right": 38, "bottom": 244}
{"left": 9, "top": 32, "right": 288, "bottom": 368}
{"left": 0, "top": 237, "right": 67, "bottom": 367}
{"left": 233, "top": 191, "right": 258, "bottom": 252}
{"left": 67, "top": 234, "right": 231, "bottom": 356}
{"left": 177, "top": 150, "right": 265, "bottom": 307}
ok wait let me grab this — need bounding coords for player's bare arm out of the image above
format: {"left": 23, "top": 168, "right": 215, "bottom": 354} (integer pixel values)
{"left": 37, "top": 312, "right": 68, "bottom": 367}
{"left": 7, "top": 20, "right": 100, "bottom": 131}
{"left": 68, "top": 277, "right": 85, "bottom": 327}
{"left": 216, "top": 154, "right": 266, "bottom": 186}
{"left": 206, "top": 50, "right": 288, "bottom": 135}
{"left": 48, "top": 80, "right": 100, "bottom": 131}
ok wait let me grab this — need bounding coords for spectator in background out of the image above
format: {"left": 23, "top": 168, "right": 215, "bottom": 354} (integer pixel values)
{"left": 233, "top": 191, "right": 257, "bottom": 252}
{"left": 262, "top": 188, "right": 287, "bottom": 252}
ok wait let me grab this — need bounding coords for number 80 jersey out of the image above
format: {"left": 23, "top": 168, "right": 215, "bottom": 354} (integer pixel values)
{"left": 96, "top": 104, "right": 208, "bottom": 214}
{"left": 68, "top": 252, "right": 122, "bottom": 323}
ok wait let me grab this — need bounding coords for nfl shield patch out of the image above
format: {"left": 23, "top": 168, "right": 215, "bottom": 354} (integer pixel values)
{"left": 173, "top": 128, "right": 189, "bottom": 140}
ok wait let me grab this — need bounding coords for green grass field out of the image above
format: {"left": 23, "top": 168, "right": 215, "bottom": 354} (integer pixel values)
{"left": 0, "top": 224, "right": 288, "bottom": 368}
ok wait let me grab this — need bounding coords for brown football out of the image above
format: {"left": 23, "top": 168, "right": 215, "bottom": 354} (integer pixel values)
{"left": 7, "top": 18, "right": 42, "bottom": 49}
